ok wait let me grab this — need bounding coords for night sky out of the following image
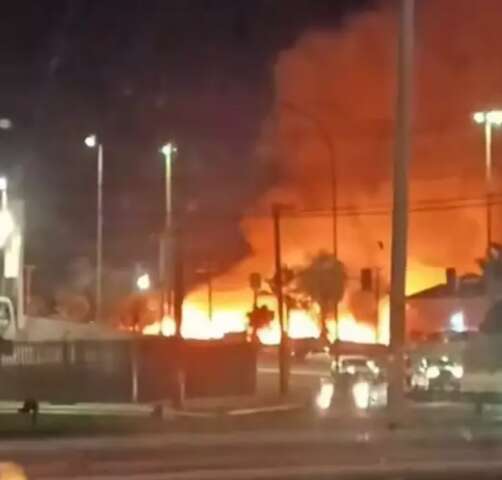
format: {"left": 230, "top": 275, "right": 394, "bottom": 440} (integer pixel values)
{"left": 0, "top": 0, "right": 373, "bottom": 293}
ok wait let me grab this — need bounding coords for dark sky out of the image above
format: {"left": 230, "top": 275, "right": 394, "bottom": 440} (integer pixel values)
{"left": 0, "top": 0, "right": 372, "bottom": 291}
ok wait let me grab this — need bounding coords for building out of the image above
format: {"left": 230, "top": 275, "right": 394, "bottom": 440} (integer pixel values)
{"left": 406, "top": 269, "right": 488, "bottom": 340}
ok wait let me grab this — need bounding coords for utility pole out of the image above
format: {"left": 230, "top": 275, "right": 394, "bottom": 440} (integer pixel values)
{"left": 272, "top": 204, "right": 289, "bottom": 396}
{"left": 389, "top": 0, "right": 414, "bottom": 420}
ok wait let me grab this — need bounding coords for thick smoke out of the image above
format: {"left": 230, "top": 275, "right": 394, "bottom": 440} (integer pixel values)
{"left": 241, "top": 0, "right": 502, "bottom": 288}
{"left": 190, "top": 0, "right": 502, "bottom": 324}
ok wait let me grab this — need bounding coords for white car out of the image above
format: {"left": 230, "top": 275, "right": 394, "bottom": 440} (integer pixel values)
{"left": 331, "top": 355, "right": 381, "bottom": 378}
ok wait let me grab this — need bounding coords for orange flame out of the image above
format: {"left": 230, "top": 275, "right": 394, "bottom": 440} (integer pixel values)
{"left": 142, "top": 293, "right": 388, "bottom": 345}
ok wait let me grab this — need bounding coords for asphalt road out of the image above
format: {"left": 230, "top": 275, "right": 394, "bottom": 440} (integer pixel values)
{"left": 257, "top": 352, "right": 328, "bottom": 403}
{"left": 5, "top": 352, "right": 502, "bottom": 478}
{"left": 6, "top": 428, "right": 502, "bottom": 479}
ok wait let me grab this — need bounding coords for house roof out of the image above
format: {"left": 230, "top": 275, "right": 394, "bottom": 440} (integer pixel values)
{"left": 407, "top": 275, "right": 485, "bottom": 300}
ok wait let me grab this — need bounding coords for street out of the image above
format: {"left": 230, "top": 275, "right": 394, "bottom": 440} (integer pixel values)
{"left": 5, "top": 427, "right": 502, "bottom": 479}
{"left": 1, "top": 353, "right": 502, "bottom": 478}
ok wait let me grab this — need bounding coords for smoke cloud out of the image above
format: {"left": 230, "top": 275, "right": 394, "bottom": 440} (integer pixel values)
{"left": 188, "top": 0, "right": 502, "bottom": 322}
{"left": 243, "top": 0, "right": 502, "bottom": 286}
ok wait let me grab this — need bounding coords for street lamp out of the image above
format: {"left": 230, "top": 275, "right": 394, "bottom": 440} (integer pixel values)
{"left": 160, "top": 142, "right": 177, "bottom": 231}
{"left": 159, "top": 142, "right": 177, "bottom": 330}
{"left": 136, "top": 273, "right": 151, "bottom": 292}
{"left": 0, "top": 119, "right": 12, "bottom": 131}
{"left": 473, "top": 110, "right": 502, "bottom": 250}
{"left": 278, "top": 102, "right": 339, "bottom": 359}
{"left": 84, "top": 134, "right": 104, "bottom": 322}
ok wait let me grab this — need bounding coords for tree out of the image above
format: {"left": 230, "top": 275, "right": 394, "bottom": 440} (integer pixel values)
{"left": 297, "top": 251, "right": 345, "bottom": 341}
{"left": 247, "top": 305, "right": 274, "bottom": 343}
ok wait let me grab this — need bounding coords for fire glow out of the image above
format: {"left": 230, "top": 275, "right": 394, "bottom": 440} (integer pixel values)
{"left": 142, "top": 295, "right": 389, "bottom": 345}
{"left": 139, "top": 264, "right": 442, "bottom": 346}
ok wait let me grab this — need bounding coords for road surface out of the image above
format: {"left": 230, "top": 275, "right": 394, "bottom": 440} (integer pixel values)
{"left": 6, "top": 428, "right": 502, "bottom": 479}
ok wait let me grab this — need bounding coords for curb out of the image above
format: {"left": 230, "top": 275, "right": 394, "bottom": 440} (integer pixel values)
{"left": 227, "top": 403, "right": 304, "bottom": 416}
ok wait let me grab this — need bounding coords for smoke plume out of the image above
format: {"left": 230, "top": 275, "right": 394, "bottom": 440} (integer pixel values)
{"left": 239, "top": 0, "right": 502, "bottom": 289}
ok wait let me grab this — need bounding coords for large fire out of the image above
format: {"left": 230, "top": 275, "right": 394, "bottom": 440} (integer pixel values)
{"left": 140, "top": 260, "right": 446, "bottom": 345}
{"left": 142, "top": 288, "right": 390, "bottom": 345}
{"left": 143, "top": 0, "right": 501, "bottom": 344}
{"left": 142, "top": 305, "right": 380, "bottom": 345}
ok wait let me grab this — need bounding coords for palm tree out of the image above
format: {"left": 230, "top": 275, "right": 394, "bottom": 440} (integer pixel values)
{"left": 247, "top": 305, "right": 275, "bottom": 343}
{"left": 297, "top": 251, "right": 345, "bottom": 341}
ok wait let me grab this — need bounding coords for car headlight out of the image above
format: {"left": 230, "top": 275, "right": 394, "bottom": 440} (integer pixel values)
{"left": 352, "top": 381, "right": 370, "bottom": 410}
{"left": 450, "top": 365, "right": 464, "bottom": 379}
{"left": 426, "top": 365, "right": 440, "bottom": 379}
{"left": 316, "top": 382, "right": 334, "bottom": 410}
{"left": 367, "top": 360, "right": 380, "bottom": 375}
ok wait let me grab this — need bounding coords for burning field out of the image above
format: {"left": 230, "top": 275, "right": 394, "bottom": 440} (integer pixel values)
{"left": 142, "top": 0, "right": 502, "bottom": 344}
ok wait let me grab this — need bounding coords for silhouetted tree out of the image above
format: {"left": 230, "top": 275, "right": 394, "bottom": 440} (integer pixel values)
{"left": 247, "top": 305, "right": 274, "bottom": 342}
{"left": 297, "top": 251, "right": 345, "bottom": 341}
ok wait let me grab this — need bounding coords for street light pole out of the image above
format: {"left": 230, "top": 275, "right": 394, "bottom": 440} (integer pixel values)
{"left": 473, "top": 110, "right": 502, "bottom": 251}
{"left": 97, "top": 143, "right": 103, "bottom": 323}
{"left": 277, "top": 102, "right": 338, "bottom": 347}
{"left": 84, "top": 135, "right": 104, "bottom": 323}
{"left": 485, "top": 120, "right": 493, "bottom": 250}
{"left": 160, "top": 142, "right": 177, "bottom": 331}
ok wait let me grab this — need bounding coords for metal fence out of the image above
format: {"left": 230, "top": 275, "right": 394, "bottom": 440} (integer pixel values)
{"left": 0, "top": 338, "right": 257, "bottom": 404}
